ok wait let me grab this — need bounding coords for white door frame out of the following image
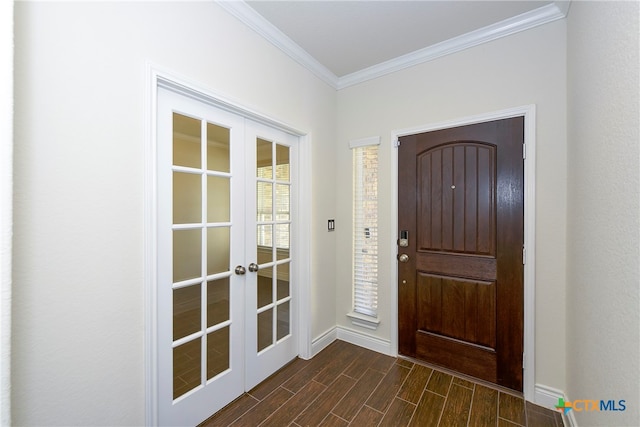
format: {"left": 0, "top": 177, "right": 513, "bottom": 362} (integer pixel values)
{"left": 390, "top": 105, "right": 536, "bottom": 401}
{"left": 144, "top": 65, "right": 312, "bottom": 426}
{"left": 0, "top": 0, "right": 14, "bottom": 423}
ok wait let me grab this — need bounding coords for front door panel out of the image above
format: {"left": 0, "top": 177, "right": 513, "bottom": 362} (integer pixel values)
{"left": 398, "top": 117, "right": 524, "bottom": 391}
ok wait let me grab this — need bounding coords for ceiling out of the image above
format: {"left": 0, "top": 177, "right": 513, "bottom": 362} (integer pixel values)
{"left": 220, "top": 1, "right": 570, "bottom": 89}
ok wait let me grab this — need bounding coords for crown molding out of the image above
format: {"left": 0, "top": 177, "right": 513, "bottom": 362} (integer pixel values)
{"left": 337, "top": 2, "right": 569, "bottom": 89}
{"left": 217, "top": 1, "right": 570, "bottom": 91}
{"left": 554, "top": 0, "right": 572, "bottom": 17}
{"left": 217, "top": 0, "right": 339, "bottom": 89}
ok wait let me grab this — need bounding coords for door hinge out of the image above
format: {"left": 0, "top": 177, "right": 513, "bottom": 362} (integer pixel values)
{"left": 394, "top": 138, "right": 401, "bottom": 148}
{"left": 523, "top": 353, "right": 526, "bottom": 369}
{"left": 523, "top": 143, "right": 526, "bottom": 159}
{"left": 522, "top": 246, "right": 526, "bottom": 265}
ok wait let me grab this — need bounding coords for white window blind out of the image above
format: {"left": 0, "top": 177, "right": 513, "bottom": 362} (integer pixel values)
{"left": 257, "top": 163, "right": 290, "bottom": 249}
{"left": 351, "top": 138, "right": 379, "bottom": 318}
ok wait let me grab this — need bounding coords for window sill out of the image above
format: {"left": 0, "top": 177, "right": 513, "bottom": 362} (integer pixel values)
{"left": 346, "top": 311, "right": 380, "bottom": 330}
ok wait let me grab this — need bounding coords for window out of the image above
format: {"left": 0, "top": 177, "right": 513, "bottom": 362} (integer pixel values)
{"left": 348, "top": 137, "right": 380, "bottom": 329}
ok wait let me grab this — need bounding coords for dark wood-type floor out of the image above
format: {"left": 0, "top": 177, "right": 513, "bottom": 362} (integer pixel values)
{"left": 201, "top": 340, "right": 564, "bottom": 427}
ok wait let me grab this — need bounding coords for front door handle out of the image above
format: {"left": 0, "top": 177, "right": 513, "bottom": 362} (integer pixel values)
{"left": 235, "top": 265, "right": 246, "bottom": 275}
{"left": 397, "top": 254, "right": 409, "bottom": 263}
{"left": 248, "top": 263, "right": 259, "bottom": 273}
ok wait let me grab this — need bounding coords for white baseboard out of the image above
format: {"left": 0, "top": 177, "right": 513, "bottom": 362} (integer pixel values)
{"left": 534, "top": 384, "right": 563, "bottom": 409}
{"left": 534, "top": 384, "right": 575, "bottom": 426}
{"left": 336, "top": 326, "right": 392, "bottom": 355}
{"left": 561, "top": 392, "right": 578, "bottom": 427}
{"left": 564, "top": 410, "right": 577, "bottom": 427}
{"left": 310, "top": 327, "right": 337, "bottom": 357}
{"left": 310, "top": 326, "right": 393, "bottom": 359}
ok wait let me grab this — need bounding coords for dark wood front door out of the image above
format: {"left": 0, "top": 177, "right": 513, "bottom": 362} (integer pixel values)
{"left": 397, "top": 117, "right": 524, "bottom": 391}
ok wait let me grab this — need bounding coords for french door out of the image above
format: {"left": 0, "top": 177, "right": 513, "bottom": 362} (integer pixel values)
{"left": 156, "top": 88, "right": 298, "bottom": 426}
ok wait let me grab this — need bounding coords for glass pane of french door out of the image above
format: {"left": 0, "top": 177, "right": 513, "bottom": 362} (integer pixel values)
{"left": 171, "top": 113, "right": 232, "bottom": 400}
{"left": 255, "top": 139, "right": 292, "bottom": 352}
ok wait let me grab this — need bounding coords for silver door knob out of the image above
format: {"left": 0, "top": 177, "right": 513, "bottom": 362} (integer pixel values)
{"left": 235, "top": 265, "right": 246, "bottom": 275}
{"left": 398, "top": 254, "right": 409, "bottom": 263}
{"left": 248, "top": 263, "right": 259, "bottom": 273}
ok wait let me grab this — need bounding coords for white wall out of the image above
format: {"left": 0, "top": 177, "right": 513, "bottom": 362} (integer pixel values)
{"left": 566, "top": 2, "right": 640, "bottom": 426}
{"left": 12, "top": 2, "right": 336, "bottom": 425}
{"left": 335, "top": 20, "right": 568, "bottom": 393}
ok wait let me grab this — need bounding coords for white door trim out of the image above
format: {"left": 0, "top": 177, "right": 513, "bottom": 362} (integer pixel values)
{"left": 144, "top": 65, "right": 312, "bottom": 426}
{"left": 390, "top": 105, "right": 536, "bottom": 401}
{"left": 0, "top": 0, "right": 14, "bottom": 423}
